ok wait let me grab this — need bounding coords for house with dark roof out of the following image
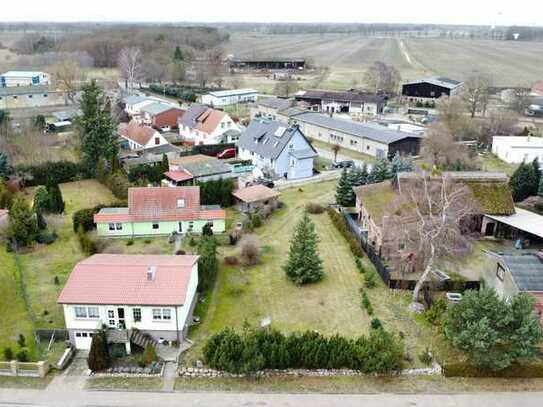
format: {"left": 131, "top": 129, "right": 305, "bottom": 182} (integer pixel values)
{"left": 140, "top": 103, "right": 185, "bottom": 131}
{"left": 295, "top": 89, "right": 387, "bottom": 117}
{"left": 484, "top": 252, "right": 543, "bottom": 325}
{"left": 250, "top": 97, "right": 293, "bottom": 121}
{"left": 58, "top": 254, "right": 199, "bottom": 351}
{"left": 94, "top": 186, "right": 225, "bottom": 237}
{"left": 238, "top": 119, "right": 317, "bottom": 180}
{"left": 119, "top": 120, "right": 170, "bottom": 151}
{"left": 282, "top": 109, "right": 423, "bottom": 159}
{"left": 178, "top": 104, "right": 239, "bottom": 145}
{"left": 402, "top": 77, "right": 463, "bottom": 100}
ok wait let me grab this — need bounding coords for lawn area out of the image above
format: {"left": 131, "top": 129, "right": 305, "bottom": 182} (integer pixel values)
{"left": 85, "top": 376, "right": 163, "bottom": 391}
{"left": 478, "top": 153, "right": 517, "bottom": 176}
{"left": 0, "top": 375, "right": 53, "bottom": 389}
{"left": 310, "top": 139, "right": 377, "bottom": 165}
{"left": 183, "top": 180, "right": 431, "bottom": 368}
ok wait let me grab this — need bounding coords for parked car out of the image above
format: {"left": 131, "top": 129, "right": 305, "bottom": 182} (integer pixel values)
{"left": 246, "top": 177, "right": 275, "bottom": 189}
{"left": 333, "top": 160, "right": 354, "bottom": 169}
{"left": 217, "top": 148, "right": 236, "bottom": 159}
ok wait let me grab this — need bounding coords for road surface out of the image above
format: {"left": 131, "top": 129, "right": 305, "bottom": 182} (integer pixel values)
{"left": 1, "top": 387, "right": 543, "bottom": 407}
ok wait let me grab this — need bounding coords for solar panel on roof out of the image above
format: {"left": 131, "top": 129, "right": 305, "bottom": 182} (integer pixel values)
{"left": 275, "top": 127, "right": 286, "bottom": 138}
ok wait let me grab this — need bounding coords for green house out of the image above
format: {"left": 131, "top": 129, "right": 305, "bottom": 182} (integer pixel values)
{"left": 94, "top": 186, "right": 225, "bottom": 237}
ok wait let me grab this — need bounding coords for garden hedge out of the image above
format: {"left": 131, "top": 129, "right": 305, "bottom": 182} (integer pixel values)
{"left": 443, "top": 361, "right": 543, "bottom": 378}
{"left": 16, "top": 161, "right": 91, "bottom": 186}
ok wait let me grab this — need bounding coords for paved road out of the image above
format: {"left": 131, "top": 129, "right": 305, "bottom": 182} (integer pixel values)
{"left": 1, "top": 388, "right": 543, "bottom": 407}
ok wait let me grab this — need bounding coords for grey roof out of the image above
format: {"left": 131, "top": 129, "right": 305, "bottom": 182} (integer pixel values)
{"left": 97, "top": 207, "right": 129, "bottom": 215}
{"left": 501, "top": 255, "right": 543, "bottom": 292}
{"left": 177, "top": 104, "right": 209, "bottom": 129}
{"left": 295, "top": 90, "right": 386, "bottom": 105}
{"left": 238, "top": 119, "right": 315, "bottom": 160}
{"left": 285, "top": 110, "right": 423, "bottom": 145}
{"left": 52, "top": 109, "right": 82, "bottom": 122}
{"left": 178, "top": 156, "right": 232, "bottom": 177}
{"left": 208, "top": 88, "right": 258, "bottom": 98}
{"left": 0, "top": 85, "right": 51, "bottom": 96}
{"left": 257, "top": 97, "right": 292, "bottom": 111}
{"left": 404, "top": 77, "right": 463, "bottom": 90}
{"left": 140, "top": 102, "right": 177, "bottom": 116}
{"left": 123, "top": 95, "right": 150, "bottom": 105}
{"left": 141, "top": 144, "right": 182, "bottom": 155}
{"left": 290, "top": 148, "right": 317, "bottom": 159}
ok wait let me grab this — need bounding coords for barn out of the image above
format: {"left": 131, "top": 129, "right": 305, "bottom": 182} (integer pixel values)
{"left": 402, "top": 77, "right": 463, "bottom": 100}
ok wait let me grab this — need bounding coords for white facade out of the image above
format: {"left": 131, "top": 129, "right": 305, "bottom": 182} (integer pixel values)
{"left": 492, "top": 136, "right": 543, "bottom": 164}
{"left": 121, "top": 131, "right": 169, "bottom": 151}
{"left": 201, "top": 89, "right": 258, "bottom": 107}
{"left": 179, "top": 115, "right": 239, "bottom": 145}
{"left": 0, "top": 71, "right": 50, "bottom": 87}
{"left": 125, "top": 99, "right": 156, "bottom": 117}
{"left": 63, "top": 263, "right": 198, "bottom": 350}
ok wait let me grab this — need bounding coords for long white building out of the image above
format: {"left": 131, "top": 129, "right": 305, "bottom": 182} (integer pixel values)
{"left": 492, "top": 136, "right": 543, "bottom": 164}
{"left": 201, "top": 88, "right": 258, "bottom": 107}
{"left": 0, "top": 71, "right": 50, "bottom": 87}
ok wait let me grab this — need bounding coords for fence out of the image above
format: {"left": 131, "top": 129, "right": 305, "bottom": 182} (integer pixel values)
{"left": 35, "top": 329, "right": 69, "bottom": 345}
{"left": 388, "top": 279, "right": 480, "bottom": 292}
{"left": 275, "top": 171, "right": 341, "bottom": 191}
{"left": 0, "top": 361, "right": 49, "bottom": 378}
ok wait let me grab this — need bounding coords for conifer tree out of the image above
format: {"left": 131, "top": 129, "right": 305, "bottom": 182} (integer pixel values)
{"left": 370, "top": 159, "right": 390, "bottom": 183}
{"left": 87, "top": 330, "right": 110, "bottom": 372}
{"left": 33, "top": 186, "right": 50, "bottom": 213}
{"left": 35, "top": 209, "right": 47, "bottom": 231}
{"left": 283, "top": 212, "right": 324, "bottom": 285}
{"left": 173, "top": 46, "right": 184, "bottom": 61}
{"left": 532, "top": 158, "right": 541, "bottom": 189}
{"left": 389, "top": 152, "right": 414, "bottom": 177}
{"left": 335, "top": 168, "right": 355, "bottom": 206}
{"left": 7, "top": 197, "right": 38, "bottom": 248}
{"left": 510, "top": 162, "right": 538, "bottom": 202}
{"left": 45, "top": 179, "right": 65, "bottom": 214}
{"left": 160, "top": 153, "right": 169, "bottom": 173}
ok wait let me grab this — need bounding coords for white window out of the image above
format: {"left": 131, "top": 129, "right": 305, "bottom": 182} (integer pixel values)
{"left": 162, "top": 309, "right": 172, "bottom": 320}
{"left": 108, "top": 223, "right": 115, "bottom": 231}
{"left": 177, "top": 199, "right": 186, "bottom": 208}
{"left": 74, "top": 307, "right": 87, "bottom": 318}
{"left": 188, "top": 221, "right": 194, "bottom": 231}
{"left": 152, "top": 308, "right": 171, "bottom": 321}
{"left": 88, "top": 307, "right": 99, "bottom": 319}
{"left": 133, "top": 308, "right": 142, "bottom": 322}
{"left": 152, "top": 309, "right": 162, "bottom": 320}
{"left": 152, "top": 222, "right": 159, "bottom": 230}
{"left": 115, "top": 223, "right": 122, "bottom": 231}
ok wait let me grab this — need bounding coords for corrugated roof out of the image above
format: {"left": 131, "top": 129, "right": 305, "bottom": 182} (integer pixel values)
{"left": 257, "top": 97, "right": 292, "bottom": 111}
{"left": 295, "top": 89, "right": 386, "bottom": 104}
{"left": 141, "top": 102, "right": 178, "bottom": 116}
{"left": 485, "top": 207, "right": 543, "bottom": 239}
{"left": 501, "top": 254, "right": 543, "bottom": 292}
{"left": 232, "top": 185, "right": 280, "bottom": 203}
{"left": 403, "top": 77, "right": 463, "bottom": 90}
{"left": 0, "top": 85, "right": 51, "bottom": 96}
{"left": 58, "top": 254, "right": 198, "bottom": 305}
{"left": 2, "top": 70, "right": 47, "bottom": 77}
{"left": 208, "top": 88, "right": 258, "bottom": 98}
{"left": 170, "top": 154, "right": 232, "bottom": 177}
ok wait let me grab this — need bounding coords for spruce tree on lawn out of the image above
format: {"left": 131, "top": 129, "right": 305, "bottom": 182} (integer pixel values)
{"left": 509, "top": 162, "right": 538, "bottom": 202}
{"left": 45, "top": 178, "right": 65, "bottom": 214}
{"left": 369, "top": 158, "right": 390, "bottom": 183}
{"left": 87, "top": 330, "right": 110, "bottom": 372}
{"left": 198, "top": 236, "right": 218, "bottom": 292}
{"left": 33, "top": 186, "right": 50, "bottom": 213}
{"left": 283, "top": 212, "right": 324, "bottom": 285}
{"left": 7, "top": 197, "right": 38, "bottom": 248}
{"left": 335, "top": 167, "right": 354, "bottom": 206}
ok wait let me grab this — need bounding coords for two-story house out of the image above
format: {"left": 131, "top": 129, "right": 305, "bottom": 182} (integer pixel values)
{"left": 58, "top": 254, "right": 199, "bottom": 351}
{"left": 119, "top": 121, "right": 170, "bottom": 151}
{"left": 93, "top": 186, "right": 225, "bottom": 237}
{"left": 139, "top": 103, "right": 185, "bottom": 132}
{"left": 238, "top": 119, "right": 317, "bottom": 180}
{"left": 178, "top": 104, "right": 239, "bottom": 145}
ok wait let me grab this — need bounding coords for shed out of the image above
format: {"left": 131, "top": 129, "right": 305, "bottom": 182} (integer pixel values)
{"left": 232, "top": 185, "right": 280, "bottom": 213}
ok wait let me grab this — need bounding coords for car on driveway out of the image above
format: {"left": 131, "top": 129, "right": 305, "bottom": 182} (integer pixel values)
{"left": 332, "top": 160, "right": 355, "bottom": 169}
{"left": 217, "top": 148, "right": 236, "bottom": 159}
{"left": 246, "top": 177, "right": 275, "bottom": 189}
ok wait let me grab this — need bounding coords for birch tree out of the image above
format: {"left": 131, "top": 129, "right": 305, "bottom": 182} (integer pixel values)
{"left": 118, "top": 47, "right": 143, "bottom": 91}
{"left": 392, "top": 171, "right": 479, "bottom": 312}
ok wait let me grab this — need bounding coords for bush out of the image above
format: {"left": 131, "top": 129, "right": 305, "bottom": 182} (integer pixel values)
{"left": 126, "top": 239, "right": 134, "bottom": 246}
{"left": 229, "top": 229, "right": 242, "bottom": 245}
{"left": 355, "top": 257, "right": 366, "bottom": 274}
{"left": 198, "top": 178, "right": 235, "bottom": 207}
{"left": 305, "top": 202, "right": 324, "bottom": 214}
{"left": 53, "top": 276, "right": 60, "bottom": 285}
{"left": 15, "top": 350, "right": 29, "bottom": 362}
{"left": 17, "top": 334, "right": 26, "bottom": 348}
{"left": 175, "top": 249, "right": 186, "bottom": 255}
{"left": 224, "top": 256, "right": 239, "bottom": 266}
{"left": 423, "top": 298, "right": 447, "bottom": 326}
{"left": 142, "top": 344, "right": 158, "bottom": 366}
{"left": 364, "top": 271, "right": 377, "bottom": 288}
{"left": 16, "top": 161, "right": 90, "bottom": 186}
{"left": 442, "top": 361, "right": 543, "bottom": 378}
{"left": 361, "top": 292, "right": 374, "bottom": 316}
{"left": 3, "top": 347, "right": 14, "bottom": 361}
{"left": 239, "top": 235, "right": 260, "bottom": 266}
{"left": 72, "top": 202, "right": 127, "bottom": 233}
{"left": 198, "top": 236, "right": 218, "bottom": 292}
{"left": 87, "top": 330, "right": 110, "bottom": 372}
{"left": 250, "top": 213, "right": 262, "bottom": 229}
{"left": 77, "top": 228, "right": 97, "bottom": 255}
{"left": 35, "top": 231, "right": 57, "bottom": 245}
{"left": 326, "top": 208, "right": 364, "bottom": 257}
{"left": 103, "top": 171, "right": 130, "bottom": 200}
{"left": 419, "top": 347, "right": 433, "bottom": 366}
{"left": 144, "top": 238, "right": 152, "bottom": 244}
{"left": 370, "top": 318, "right": 382, "bottom": 330}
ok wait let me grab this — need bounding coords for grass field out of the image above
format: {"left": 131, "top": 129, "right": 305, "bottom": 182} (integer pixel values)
{"left": 183, "top": 180, "right": 434, "bottom": 368}
{"left": 225, "top": 33, "right": 543, "bottom": 92}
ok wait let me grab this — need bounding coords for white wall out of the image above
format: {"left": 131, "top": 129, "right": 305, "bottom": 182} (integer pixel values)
{"left": 202, "top": 92, "right": 257, "bottom": 107}
{"left": 192, "top": 114, "right": 239, "bottom": 145}
{"left": 492, "top": 137, "right": 543, "bottom": 164}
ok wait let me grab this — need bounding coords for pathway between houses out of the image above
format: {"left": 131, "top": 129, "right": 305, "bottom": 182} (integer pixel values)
{"left": 161, "top": 362, "right": 177, "bottom": 392}
{"left": 46, "top": 354, "right": 89, "bottom": 394}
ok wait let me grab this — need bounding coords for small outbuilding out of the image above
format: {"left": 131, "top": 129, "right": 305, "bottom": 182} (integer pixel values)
{"left": 232, "top": 185, "right": 280, "bottom": 213}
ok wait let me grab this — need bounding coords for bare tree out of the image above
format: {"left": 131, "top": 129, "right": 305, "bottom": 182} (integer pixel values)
{"left": 461, "top": 73, "right": 493, "bottom": 118}
{"left": 118, "top": 47, "right": 143, "bottom": 91}
{"left": 421, "top": 123, "right": 475, "bottom": 170}
{"left": 51, "top": 59, "right": 83, "bottom": 98}
{"left": 436, "top": 95, "right": 481, "bottom": 141}
{"left": 274, "top": 77, "right": 299, "bottom": 98}
{"left": 364, "top": 61, "right": 401, "bottom": 94}
{"left": 508, "top": 87, "right": 532, "bottom": 114}
{"left": 480, "top": 110, "right": 519, "bottom": 146}
{"left": 392, "top": 171, "right": 479, "bottom": 311}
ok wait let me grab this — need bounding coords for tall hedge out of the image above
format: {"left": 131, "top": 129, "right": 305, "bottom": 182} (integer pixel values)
{"left": 16, "top": 161, "right": 90, "bottom": 186}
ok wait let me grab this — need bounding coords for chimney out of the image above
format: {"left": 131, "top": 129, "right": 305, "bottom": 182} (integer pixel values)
{"left": 147, "top": 266, "right": 156, "bottom": 281}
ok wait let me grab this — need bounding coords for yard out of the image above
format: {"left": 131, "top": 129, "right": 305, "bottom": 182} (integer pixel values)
{"left": 183, "top": 180, "right": 433, "bottom": 368}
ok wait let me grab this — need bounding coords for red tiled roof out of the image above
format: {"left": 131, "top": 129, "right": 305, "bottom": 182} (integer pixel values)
{"left": 121, "top": 121, "right": 158, "bottom": 146}
{"left": 57, "top": 254, "right": 198, "bottom": 306}
{"left": 232, "top": 185, "right": 280, "bottom": 203}
{"left": 164, "top": 170, "right": 194, "bottom": 183}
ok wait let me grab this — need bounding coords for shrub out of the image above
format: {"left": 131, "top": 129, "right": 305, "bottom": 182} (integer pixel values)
{"left": 126, "top": 239, "right": 134, "bottom": 246}
{"left": 35, "top": 231, "right": 57, "bottom": 245}
{"left": 103, "top": 171, "right": 130, "bottom": 200}
{"left": 305, "top": 202, "right": 324, "bottom": 214}
{"left": 198, "top": 236, "right": 218, "bottom": 292}
{"left": 364, "top": 271, "right": 377, "bottom": 288}
{"left": 87, "top": 330, "right": 110, "bottom": 372}
{"left": 175, "top": 249, "right": 186, "bottom": 255}
{"left": 16, "top": 161, "right": 90, "bottom": 186}
{"left": 189, "top": 237, "right": 197, "bottom": 247}
{"left": 202, "top": 222, "right": 214, "bottom": 236}
{"left": 224, "top": 256, "right": 239, "bottom": 266}
{"left": 198, "top": 178, "right": 235, "bottom": 207}
{"left": 419, "top": 347, "right": 433, "bottom": 366}
{"left": 78, "top": 228, "right": 97, "bottom": 255}
{"left": 370, "top": 318, "right": 382, "bottom": 330}
{"left": 250, "top": 213, "right": 262, "bottom": 229}
{"left": 259, "top": 205, "right": 273, "bottom": 219}
{"left": 17, "top": 334, "right": 26, "bottom": 348}
{"left": 229, "top": 229, "right": 242, "bottom": 245}
{"left": 143, "top": 238, "right": 152, "bottom": 244}
{"left": 442, "top": 361, "right": 543, "bottom": 378}
{"left": 142, "top": 344, "right": 158, "bottom": 366}
{"left": 72, "top": 208, "right": 99, "bottom": 233}
{"left": 326, "top": 207, "right": 364, "bottom": 257}
{"left": 15, "top": 350, "right": 29, "bottom": 362}
{"left": 3, "top": 347, "right": 14, "bottom": 361}
{"left": 239, "top": 235, "right": 260, "bottom": 266}
{"left": 423, "top": 298, "right": 447, "bottom": 326}
{"left": 53, "top": 276, "right": 59, "bottom": 285}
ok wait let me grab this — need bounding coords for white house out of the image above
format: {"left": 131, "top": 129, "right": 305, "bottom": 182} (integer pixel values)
{"left": 238, "top": 119, "right": 317, "bottom": 179}
{"left": 57, "top": 254, "right": 199, "bottom": 351}
{"left": 492, "top": 136, "right": 543, "bottom": 164}
{"left": 201, "top": 89, "right": 258, "bottom": 107}
{"left": 0, "top": 71, "right": 50, "bottom": 87}
{"left": 123, "top": 95, "right": 157, "bottom": 117}
{"left": 120, "top": 121, "right": 169, "bottom": 151}
{"left": 178, "top": 104, "right": 239, "bottom": 145}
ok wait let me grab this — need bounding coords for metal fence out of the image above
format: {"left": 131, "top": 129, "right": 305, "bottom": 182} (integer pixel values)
{"left": 35, "top": 329, "right": 69, "bottom": 344}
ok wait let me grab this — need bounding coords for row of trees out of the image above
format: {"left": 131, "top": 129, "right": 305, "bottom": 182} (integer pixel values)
{"left": 203, "top": 327, "right": 404, "bottom": 374}
{"left": 509, "top": 158, "right": 542, "bottom": 202}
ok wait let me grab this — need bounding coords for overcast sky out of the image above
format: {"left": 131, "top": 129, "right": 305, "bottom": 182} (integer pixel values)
{"left": 2, "top": 0, "right": 542, "bottom": 26}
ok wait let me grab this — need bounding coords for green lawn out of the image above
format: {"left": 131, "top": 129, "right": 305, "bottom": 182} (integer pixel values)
{"left": 183, "top": 181, "right": 431, "bottom": 368}
{"left": 0, "top": 375, "right": 53, "bottom": 389}
{"left": 86, "top": 377, "right": 163, "bottom": 391}
{"left": 478, "top": 153, "right": 517, "bottom": 176}
{"left": 310, "top": 139, "right": 377, "bottom": 164}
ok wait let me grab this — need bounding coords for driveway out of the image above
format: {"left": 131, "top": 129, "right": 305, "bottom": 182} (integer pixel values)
{"left": 315, "top": 147, "right": 373, "bottom": 171}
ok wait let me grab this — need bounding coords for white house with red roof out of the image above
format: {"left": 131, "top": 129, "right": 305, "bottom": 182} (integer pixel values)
{"left": 120, "top": 121, "right": 169, "bottom": 151}
{"left": 94, "top": 186, "right": 225, "bottom": 237}
{"left": 178, "top": 104, "right": 240, "bottom": 145}
{"left": 58, "top": 254, "right": 199, "bottom": 351}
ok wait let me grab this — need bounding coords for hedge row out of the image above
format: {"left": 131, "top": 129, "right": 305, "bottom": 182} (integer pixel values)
{"left": 326, "top": 207, "right": 364, "bottom": 257}
{"left": 16, "top": 161, "right": 91, "bottom": 186}
{"left": 72, "top": 201, "right": 127, "bottom": 233}
{"left": 203, "top": 327, "right": 404, "bottom": 374}
{"left": 443, "top": 361, "right": 543, "bottom": 378}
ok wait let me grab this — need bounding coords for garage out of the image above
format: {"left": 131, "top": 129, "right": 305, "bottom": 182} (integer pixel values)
{"left": 73, "top": 331, "right": 95, "bottom": 350}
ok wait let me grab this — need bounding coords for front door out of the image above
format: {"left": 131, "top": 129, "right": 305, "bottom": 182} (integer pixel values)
{"left": 117, "top": 308, "right": 125, "bottom": 328}
{"left": 485, "top": 222, "right": 496, "bottom": 237}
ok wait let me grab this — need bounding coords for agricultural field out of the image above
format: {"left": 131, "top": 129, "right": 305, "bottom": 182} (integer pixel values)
{"left": 225, "top": 33, "right": 543, "bottom": 92}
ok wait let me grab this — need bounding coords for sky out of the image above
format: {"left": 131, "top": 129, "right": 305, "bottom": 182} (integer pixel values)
{"left": 1, "top": 0, "right": 542, "bottom": 26}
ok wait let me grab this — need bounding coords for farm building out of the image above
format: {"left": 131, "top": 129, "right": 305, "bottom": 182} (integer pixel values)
{"left": 294, "top": 90, "right": 387, "bottom": 117}
{"left": 238, "top": 119, "right": 317, "bottom": 180}
{"left": 201, "top": 89, "right": 258, "bottom": 107}
{"left": 178, "top": 104, "right": 239, "bottom": 145}
{"left": 119, "top": 121, "right": 170, "bottom": 151}
{"left": 123, "top": 95, "right": 159, "bottom": 117}
{"left": 58, "top": 254, "right": 199, "bottom": 350}
{"left": 250, "top": 97, "right": 293, "bottom": 121}
{"left": 0, "top": 86, "right": 66, "bottom": 109}
{"left": 93, "top": 186, "right": 226, "bottom": 237}
{"left": 139, "top": 103, "right": 185, "bottom": 131}
{"left": 229, "top": 57, "right": 305, "bottom": 71}
{"left": 402, "top": 77, "right": 463, "bottom": 100}
{"left": 492, "top": 136, "right": 543, "bottom": 164}
{"left": 165, "top": 154, "right": 238, "bottom": 185}
{"left": 283, "top": 109, "right": 423, "bottom": 159}
{"left": 232, "top": 185, "right": 280, "bottom": 213}
{"left": 0, "top": 71, "right": 50, "bottom": 87}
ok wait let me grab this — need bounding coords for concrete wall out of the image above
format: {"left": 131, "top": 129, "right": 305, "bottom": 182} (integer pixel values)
{"left": 0, "top": 91, "right": 66, "bottom": 109}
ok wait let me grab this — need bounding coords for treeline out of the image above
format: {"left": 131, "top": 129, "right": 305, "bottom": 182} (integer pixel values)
{"left": 203, "top": 327, "right": 404, "bottom": 374}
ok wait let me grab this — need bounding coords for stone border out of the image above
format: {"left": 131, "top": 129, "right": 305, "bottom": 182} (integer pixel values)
{"left": 91, "top": 362, "right": 165, "bottom": 378}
